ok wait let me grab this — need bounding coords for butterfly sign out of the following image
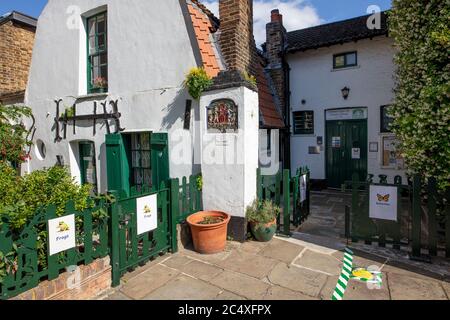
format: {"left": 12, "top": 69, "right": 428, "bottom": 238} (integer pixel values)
{"left": 369, "top": 185, "right": 398, "bottom": 221}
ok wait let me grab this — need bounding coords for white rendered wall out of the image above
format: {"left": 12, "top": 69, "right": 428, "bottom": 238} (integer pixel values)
{"left": 25, "top": 0, "right": 200, "bottom": 192}
{"left": 199, "top": 87, "right": 259, "bottom": 218}
{"left": 288, "top": 36, "right": 406, "bottom": 183}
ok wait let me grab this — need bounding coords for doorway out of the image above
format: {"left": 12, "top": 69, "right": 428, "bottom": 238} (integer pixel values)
{"left": 79, "top": 141, "right": 98, "bottom": 194}
{"left": 325, "top": 119, "right": 368, "bottom": 188}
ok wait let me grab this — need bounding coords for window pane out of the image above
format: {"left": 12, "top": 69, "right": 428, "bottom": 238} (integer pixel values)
{"left": 92, "top": 66, "right": 99, "bottom": 81}
{"left": 99, "top": 53, "right": 107, "bottom": 65}
{"left": 89, "top": 36, "right": 96, "bottom": 55}
{"left": 97, "top": 15, "right": 106, "bottom": 33}
{"left": 88, "top": 19, "right": 96, "bottom": 36}
{"left": 334, "top": 55, "right": 345, "bottom": 68}
{"left": 98, "top": 34, "right": 106, "bottom": 51}
{"left": 346, "top": 53, "right": 357, "bottom": 65}
{"left": 92, "top": 55, "right": 99, "bottom": 67}
{"left": 100, "top": 66, "right": 108, "bottom": 81}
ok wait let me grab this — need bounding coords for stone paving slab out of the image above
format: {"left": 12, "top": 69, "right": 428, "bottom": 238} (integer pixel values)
{"left": 264, "top": 285, "right": 318, "bottom": 300}
{"left": 214, "top": 290, "right": 246, "bottom": 300}
{"left": 293, "top": 249, "right": 342, "bottom": 276}
{"left": 268, "top": 262, "right": 328, "bottom": 298}
{"left": 104, "top": 291, "right": 132, "bottom": 300}
{"left": 177, "top": 259, "right": 224, "bottom": 282}
{"left": 120, "top": 264, "right": 179, "bottom": 300}
{"left": 259, "top": 239, "right": 304, "bottom": 264}
{"left": 161, "top": 255, "right": 193, "bottom": 269}
{"left": 143, "top": 275, "right": 223, "bottom": 300}
{"left": 388, "top": 273, "right": 448, "bottom": 300}
{"left": 216, "top": 250, "right": 278, "bottom": 279}
{"left": 209, "top": 270, "right": 271, "bottom": 300}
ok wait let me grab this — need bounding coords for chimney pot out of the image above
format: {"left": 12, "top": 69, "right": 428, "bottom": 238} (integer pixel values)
{"left": 271, "top": 9, "right": 282, "bottom": 23}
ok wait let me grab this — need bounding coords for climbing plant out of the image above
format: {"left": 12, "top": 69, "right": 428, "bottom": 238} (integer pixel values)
{"left": 0, "top": 104, "right": 33, "bottom": 166}
{"left": 389, "top": 1, "right": 450, "bottom": 189}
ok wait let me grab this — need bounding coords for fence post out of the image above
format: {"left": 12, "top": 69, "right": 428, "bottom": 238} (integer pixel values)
{"left": 170, "top": 178, "right": 180, "bottom": 254}
{"left": 256, "top": 168, "right": 262, "bottom": 201}
{"left": 109, "top": 191, "right": 121, "bottom": 287}
{"left": 345, "top": 205, "right": 350, "bottom": 243}
{"left": 427, "top": 178, "right": 437, "bottom": 256}
{"left": 411, "top": 175, "right": 422, "bottom": 257}
{"left": 283, "top": 169, "right": 291, "bottom": 236}
{"left": 446, "top": 188, "right": 450, "bottom": 259}
{"left": 351, "top": 173, "right": 359, "bottom": 243}
{"left": 275, "top": 170, "right": 281, "bottom": 207}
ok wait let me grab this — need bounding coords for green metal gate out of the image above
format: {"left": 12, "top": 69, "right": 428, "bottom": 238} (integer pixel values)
{"left": 110, "top": 185, "right": 174, "bottom": 287}
{"left": 326, "top": 119, "right": 368, "bottom": 188}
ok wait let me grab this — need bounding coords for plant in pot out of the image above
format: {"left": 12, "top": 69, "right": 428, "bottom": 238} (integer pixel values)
{"left": 92, "top": 77, "right": 108, "bottom": 93}
{"left": 186, "top": 211, "right": 230, "bottom": 254}
{"left": 246, "top": 200, "right": 280, "bottom": 242}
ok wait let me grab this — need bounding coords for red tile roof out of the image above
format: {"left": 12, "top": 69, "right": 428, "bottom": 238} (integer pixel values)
{"left": 187, "top": 1, "right": 221, "bottom": 78}
{"left": 255, "top": 57, "right": 285, "bottom": 128}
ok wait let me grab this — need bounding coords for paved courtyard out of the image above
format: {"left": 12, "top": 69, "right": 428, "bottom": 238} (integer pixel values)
{"left": 100, "top": 236, "right": 450, "bottom": 300}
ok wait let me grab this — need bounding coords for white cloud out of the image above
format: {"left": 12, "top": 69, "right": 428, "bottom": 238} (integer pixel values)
{"left": 201, "top": 0, "right": 323, "bottom": 45}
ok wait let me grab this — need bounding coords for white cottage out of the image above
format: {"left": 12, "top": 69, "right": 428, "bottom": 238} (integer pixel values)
{"left": 25, "top": 0, "right": 285, "bottom": 194}
{"left": 25, "top": 0, "right": 284, "bottom": 240}
{"left": 263, "top": 10, "right": 406, "bottom": 188}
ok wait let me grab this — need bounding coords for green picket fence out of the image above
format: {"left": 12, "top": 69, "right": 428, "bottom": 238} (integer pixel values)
{"left": 346, "top": 173, "right": 450, "bottom": 258}
{"left": 0, "top": 172, "right": 203, "bottom": 299}
{"left": 169, "top": 174, "right": 203, "bottom": 224}
{"left": 257, "top": 167, "right": 311, "bottom": 236}
{"left": 0, "top": 199, "right": 110, "bottom": 300}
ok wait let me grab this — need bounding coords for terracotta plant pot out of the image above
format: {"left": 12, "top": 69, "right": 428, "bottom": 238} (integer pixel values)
{"left": 250, "top": 219, "right": 277, "bottom": 242}
{"left": 187, "top": 211, "right": 231, "bottom": 254}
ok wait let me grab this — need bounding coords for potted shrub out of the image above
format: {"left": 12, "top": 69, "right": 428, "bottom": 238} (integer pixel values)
{"left": 186, "top": 211, "right": 230, "bottom": 254}
{"left": 246, "top": 200, "right": 280, "bottom": 242}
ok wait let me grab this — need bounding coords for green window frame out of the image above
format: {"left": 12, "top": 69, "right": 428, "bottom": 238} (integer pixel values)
{"left": 333, "top": 51, "right": 357, "bottom": 69}
{"left": 87, "top": 12, "right": 108, "bottom": 94}
{"left": 293, "top": 111, "right": 314, "bottom": 135}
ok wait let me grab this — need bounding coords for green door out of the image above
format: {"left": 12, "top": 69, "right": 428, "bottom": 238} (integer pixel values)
{"left": 326, "top": 120, "right": 367, "bottom": 188}
{"left": 79, "top": 141, "right": 98, "bottom": 194}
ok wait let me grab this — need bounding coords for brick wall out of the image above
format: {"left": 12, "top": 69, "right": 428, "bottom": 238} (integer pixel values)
{"left": 219, "top": 0, "right": 257, "bottom": 76}
{"left": 10, "top": 257, "right": 112, "bottom": 300}
{"left": 0, "top": 21, "right": 36, "bottom": 96}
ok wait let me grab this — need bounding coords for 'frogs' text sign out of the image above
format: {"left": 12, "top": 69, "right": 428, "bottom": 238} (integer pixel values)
{"left": 48, "top": 214, "right": 76, "bottom": 256}
{"left": 369, "top": 185, "right": 398, "bottom": 221}
{"left": 137, "top": 194, "right": 158, "bottom": 235}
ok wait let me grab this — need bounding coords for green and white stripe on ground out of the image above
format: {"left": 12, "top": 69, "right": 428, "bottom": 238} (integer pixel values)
{"left": 332, "top": 247, "right": 354, "bottom": 301}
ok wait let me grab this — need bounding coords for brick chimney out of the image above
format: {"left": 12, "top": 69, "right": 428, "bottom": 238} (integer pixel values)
{"left": 219, "top": 0, "right": 257, "bottom": 76}
{"left": 265, "top": 9, "right": 287, "bottom": 114}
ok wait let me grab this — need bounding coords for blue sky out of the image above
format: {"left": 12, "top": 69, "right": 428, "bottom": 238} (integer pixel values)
{"left": 0, "top": 0, "right": 392, "bottom": 21}
{"left": 1, "top": 0, "right": 392, "bottom": 44}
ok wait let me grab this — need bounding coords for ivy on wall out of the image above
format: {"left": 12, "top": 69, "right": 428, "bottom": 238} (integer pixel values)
{"left": 389, "top": 1, "right": 450, "bottom": 189}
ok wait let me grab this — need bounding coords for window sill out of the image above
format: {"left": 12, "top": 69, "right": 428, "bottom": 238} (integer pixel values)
{"left": 75, "top": 92, "right": 109, "bottom": 101}
{"left": 331, "top": 65, "right": 360, "bottom": 72}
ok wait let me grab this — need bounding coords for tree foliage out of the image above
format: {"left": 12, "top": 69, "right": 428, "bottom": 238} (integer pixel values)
{"left": 389, "top": 1, "right": 450, "bottom": 189}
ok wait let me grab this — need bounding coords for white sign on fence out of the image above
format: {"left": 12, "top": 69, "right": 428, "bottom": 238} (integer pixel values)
{"left": 369, "top": 185, "right": 398, "bottom": 221}
{"left": 137, "top": 194, "right": 158, "bottom": 235}
{"left": 48, "top": 214, "right": 76, "bottom": 256}
{"left": 352, "top": 148, "right": 361, "bottom": 159}
{"left": 299, "top": 174, "right": 307, "bottom": 203}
